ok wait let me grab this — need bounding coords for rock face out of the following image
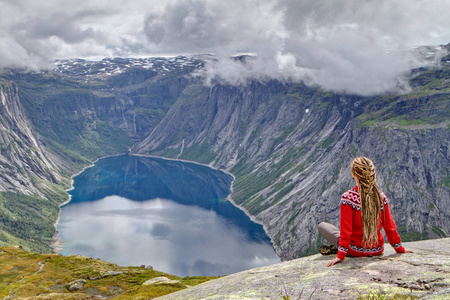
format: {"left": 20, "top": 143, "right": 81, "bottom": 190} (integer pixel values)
{"left": 156, "top": 238, "right": 450, "bottom": 300}
{"left": 143, "top": 277, "right": 181, "bottom": 285}
{"left": 65, "top": 279, "right": 86, "bottom": 291}
{"left": 0, "top": 79, "right": 60, "bottom": 196}
{"left": 1, "top": 54, "right": 448, "bottom": 260}
{"left": 135, "top": 75, "right": 450, "bottom": 260}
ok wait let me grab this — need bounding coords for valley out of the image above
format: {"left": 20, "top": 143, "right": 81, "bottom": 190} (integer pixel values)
{"left": 0, "top": 45, "right": 449, "bottom": 262}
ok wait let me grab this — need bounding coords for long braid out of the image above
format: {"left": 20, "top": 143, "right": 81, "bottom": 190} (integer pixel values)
{"left": 351, "top": 157, "right": 383, "bottom": 247}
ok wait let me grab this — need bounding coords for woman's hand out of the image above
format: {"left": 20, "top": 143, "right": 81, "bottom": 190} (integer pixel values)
{"left": 326, "top": 257, "right": 342, "bottom": 267}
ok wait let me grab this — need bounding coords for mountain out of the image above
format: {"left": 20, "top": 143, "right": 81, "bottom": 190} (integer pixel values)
{"left": 0, "top": 79, "right": 60, "bottom": 194}
{"left": 0, "top": 79, "right": 68, "bottom": 252}
{"left": 134, "top": 65, "right": 450, "bottom": 259}
{"left": 0, "top": 46, "right": 449, "bottom": 260}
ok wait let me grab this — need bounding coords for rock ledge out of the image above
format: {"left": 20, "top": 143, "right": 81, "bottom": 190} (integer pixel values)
{"left": 157, "top": 238, "right": 450, "bottom": 299}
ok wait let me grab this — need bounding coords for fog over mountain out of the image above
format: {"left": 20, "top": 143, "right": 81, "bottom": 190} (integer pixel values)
{"left": 1, "top": 0, "right": 449, "bottom": 95}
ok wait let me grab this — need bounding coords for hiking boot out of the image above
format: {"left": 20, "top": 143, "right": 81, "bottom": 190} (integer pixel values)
{"left": 319, "top": 244, "right": 338, "bottom": 255}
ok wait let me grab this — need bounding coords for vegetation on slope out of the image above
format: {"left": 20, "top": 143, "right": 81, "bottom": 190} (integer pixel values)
{"left": 0, "top": 246, "right": 215, "bottom": 299}
{"left": 226, "top": 68, "right": 449, "bottom": 256}
{"left": 0, "top": 191, "right": 65, "bottom": 253}
{"left": 9, "top": 73, "right": 133, "bottom": 171}
{"left": 355, "top": 69, "right": 450, "bottom": 128}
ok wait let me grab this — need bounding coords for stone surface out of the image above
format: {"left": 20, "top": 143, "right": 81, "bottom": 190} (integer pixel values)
{"left": 156, "top": 238, "right": 450, "bottom": 299}
{"left": 65, "top": 279, "right": 86, "bottom": 292}
{"left": 143, "top": 277, "right": 181, "bottom": 286}
{"left": 0, "top": 79, "right": 61, "bottom": 196}
{"left": 101, "top": 270, "right": 125, "bottom": 277}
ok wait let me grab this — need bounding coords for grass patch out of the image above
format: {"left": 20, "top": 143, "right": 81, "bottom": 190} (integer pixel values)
{"left": 442, "top": 176, "right": 450, "bottom": 187}
{"left": 0, "top": 246, "right": 216, "bottom": 299}
{"left": 179, "top": 140, "right": 216, "bottom": 164}
{"left": 358, "top": 290, "right": 419, "bottom": 299}
{"left": 431, "top": 226, "right": 447, "bottom": 238}
{"left": 232, "top": 147, "right": 306, "bottom": 214}
{"left": 397, "top": 225, "right": 429, "bottom": 242}
{"left": 320, "top": 136, "right": 335, "bottom": 150}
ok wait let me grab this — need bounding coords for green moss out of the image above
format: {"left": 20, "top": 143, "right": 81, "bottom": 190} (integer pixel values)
{"left": 272, "top": 184, "right": 295, "bottom": 204}
{"left": 431, "top": 226, "right": 447, "bottom": 238}
{"left": 320, "top": 136, "right": 335, "bottom": 150}
{"left": 152, "top": 147, "right": 180, "bottom": 159}
{"left": 230, "top": 156, "right": 251, "bottom": 177}
{"left": 442, "top": 176, "right": 450, "bottom": 187}
{"left": 397, "top": 225, "right": 428, "bottom": 242}
{"left": 179, "top": 140, "right": 216, "bottom": 164}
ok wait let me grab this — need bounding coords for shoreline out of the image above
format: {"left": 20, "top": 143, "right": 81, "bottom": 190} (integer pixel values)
{"left": 50, "top": 152, "right": 278, "bottom": 258}
{"left": 50, "top": 153, "right": 127, "bottom": 253}
{"left": 132, "top": 153, "right": 270, "bottom": 228}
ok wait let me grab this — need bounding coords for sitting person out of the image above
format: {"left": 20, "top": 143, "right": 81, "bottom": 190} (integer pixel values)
{"left": 318, "top": 157, "right": 413, "bottom": 267}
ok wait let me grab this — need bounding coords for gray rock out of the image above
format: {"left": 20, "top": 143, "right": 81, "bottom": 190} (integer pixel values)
{"left": 143, "top": 277, "right": 181, "bottom": 285}
{"left": 156, "top": 238, "right": 450, "bottom": 299}
{"left": 66, "top": 279, "right": 86, "bottom": 292}
{"left": 0, "top": 80, "right": 61, "bottom": 196}
{"left": 101, "top": 270, "right": 125, "bottom": 277}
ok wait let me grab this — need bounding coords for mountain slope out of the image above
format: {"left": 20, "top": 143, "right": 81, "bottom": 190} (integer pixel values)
{"left": 0, "top": 79, "right": 66, "bottom": 252}
{"left": 0, "top": 246, "right": 215, "bottom": 299}
{"left": 135, "top": 65, "right": 450, "bottom": 259}
{"left": 0, "top": 51, "right": 448, "bottom": 260}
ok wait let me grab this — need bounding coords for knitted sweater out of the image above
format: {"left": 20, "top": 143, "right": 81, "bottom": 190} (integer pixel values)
{"left": 337, "top": 186, "right": 405, "bottom": 260}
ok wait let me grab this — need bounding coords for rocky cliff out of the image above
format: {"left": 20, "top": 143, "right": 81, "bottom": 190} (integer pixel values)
{"left": 0, "top": 79, "right": 66, "bottom": 252}
{"left": 135, "top": 67, "right": 450, "bottom": 260}
{"left": 0, "top": 52, "right": 448, "bottom": 260}
{"left": 6, "top": 57, "right": 198, "bottom": 171}
{"left": 0, "top": 79, "right": 61, "bottom": 196}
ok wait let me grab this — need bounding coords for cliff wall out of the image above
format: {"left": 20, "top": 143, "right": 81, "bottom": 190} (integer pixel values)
{"left": 1, "top": 56, "right": 448, "bottom": 259}
{"left": 135, "top": 69, "right": 450, "bottom": 259}
{"left": 0, "top": 79, "right": 60, "bottom": 196}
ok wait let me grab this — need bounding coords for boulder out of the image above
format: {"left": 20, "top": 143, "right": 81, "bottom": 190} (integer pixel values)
{"left": 66, "top": 279, "right": 86, "bottom": 292}
{"left": 156, "top": 238, "right": 450, "bottom": 299}
{"left": 143, "top": 277, "right": 181, "bottom": 286}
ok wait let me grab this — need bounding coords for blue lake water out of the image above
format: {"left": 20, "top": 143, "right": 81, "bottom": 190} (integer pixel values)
{"left": 58, "top": 155, "right": 280, "bottom": 277}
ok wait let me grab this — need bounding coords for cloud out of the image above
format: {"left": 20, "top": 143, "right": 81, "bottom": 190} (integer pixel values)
{"left": 1, "top": 0, "right": 449, "bottom": 95}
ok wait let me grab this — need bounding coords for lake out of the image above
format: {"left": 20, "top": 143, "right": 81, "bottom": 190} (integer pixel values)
{"left": 57, "top": 155, "right": 280, "bottom": 277}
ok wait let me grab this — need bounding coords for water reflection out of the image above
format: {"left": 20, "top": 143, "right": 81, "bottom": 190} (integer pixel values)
{"left": 58, "top": 155, "right": 280, "bottom": 276}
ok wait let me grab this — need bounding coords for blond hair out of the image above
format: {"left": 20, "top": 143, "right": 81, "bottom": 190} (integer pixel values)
{"left": 351, "top": 157, "right": 384, "bottom": 247}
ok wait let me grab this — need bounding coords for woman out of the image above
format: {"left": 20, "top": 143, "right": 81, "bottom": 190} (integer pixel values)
{"left": 318, "top": 157, "right": 413, "bottom": 267}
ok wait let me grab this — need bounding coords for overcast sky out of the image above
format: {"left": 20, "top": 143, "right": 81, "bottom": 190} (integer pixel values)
{"left": 1, "top": 0, "right": 449, "bottom": 95}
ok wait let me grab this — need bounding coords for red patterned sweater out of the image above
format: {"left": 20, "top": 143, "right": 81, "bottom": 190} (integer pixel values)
{"left": 337, "top": 186, "right": 405, "bottom": 260}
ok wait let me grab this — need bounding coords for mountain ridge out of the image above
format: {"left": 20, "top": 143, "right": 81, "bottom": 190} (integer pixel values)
{"left": 0, "top": 48, "right": 448, "bottom": 259}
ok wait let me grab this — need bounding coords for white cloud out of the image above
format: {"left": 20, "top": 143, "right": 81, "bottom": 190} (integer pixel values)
{"left": 1, "top": 0, "right": 449, "bottom": 95}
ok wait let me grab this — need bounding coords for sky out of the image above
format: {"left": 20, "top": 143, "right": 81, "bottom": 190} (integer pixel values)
{"left": 1, "top": 0, "right": 449, "bottom": 95}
